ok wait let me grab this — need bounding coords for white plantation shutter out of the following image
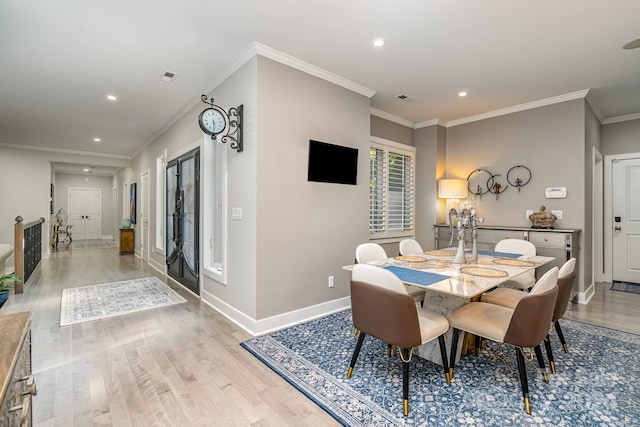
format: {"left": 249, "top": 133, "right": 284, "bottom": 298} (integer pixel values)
{"left": 369, "top": 141, "right": 415, "bottom": 239}
{"left": 369, "top": 147, "right": 385, "bottom": 233}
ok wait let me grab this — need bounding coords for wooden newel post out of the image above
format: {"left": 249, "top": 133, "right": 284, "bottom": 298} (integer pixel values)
{"left": 14, "top": 215, "right": 24, "bottom": 294}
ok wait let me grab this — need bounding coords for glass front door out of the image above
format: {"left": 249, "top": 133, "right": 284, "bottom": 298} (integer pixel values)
{"left": 166, "top": 148, "right": 200, "bottom": 294}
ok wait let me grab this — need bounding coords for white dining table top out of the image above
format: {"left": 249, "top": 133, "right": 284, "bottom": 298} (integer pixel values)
{"left": 344, "top": 248, "right": 555, "bottom": 299}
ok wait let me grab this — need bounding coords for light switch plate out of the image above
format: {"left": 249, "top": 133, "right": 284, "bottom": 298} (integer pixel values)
{"left": 232, "top": 207, "right": 242, "bottom": 220}
{"left": 552, "top": 210, "right": 563, "bottom": 220}
{"left": 526, "top": 210, "right": 533, "bottom": 219}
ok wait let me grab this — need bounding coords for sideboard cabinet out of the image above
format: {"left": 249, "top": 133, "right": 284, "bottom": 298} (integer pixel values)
{"left": 434, "top": 224, "right": 580, "bottom": 276}
{"left": 0, "top": 311, "right": 35, "bottom": 426}
{"left": 119, "top": 228, "right": 135, "bottom": 255}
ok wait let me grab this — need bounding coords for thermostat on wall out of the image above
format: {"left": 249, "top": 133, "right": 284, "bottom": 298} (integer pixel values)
{"left": 545, "top": 187, "right": 567, "bottom": 199}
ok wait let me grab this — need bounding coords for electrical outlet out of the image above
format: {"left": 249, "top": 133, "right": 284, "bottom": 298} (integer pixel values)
{"left": 552, "top": 210, "right": 563, "bottom": 220}
{"left": 328, "top": 276, "right": 334, "bottom": 288}
{"left": 526, "top": 210, "right": 533, "bottom": 219}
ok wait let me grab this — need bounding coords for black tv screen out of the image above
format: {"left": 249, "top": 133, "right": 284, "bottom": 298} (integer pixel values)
{"left": 307, "top": 140, "right": 358, "bottom": 185}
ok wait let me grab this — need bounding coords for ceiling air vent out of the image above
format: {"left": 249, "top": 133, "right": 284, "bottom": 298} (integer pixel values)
{"left": 161, "top": 71, "right": 177, "bottom": 82}
{"left": 396, "top": 94, "right": 414, "bottom": 101}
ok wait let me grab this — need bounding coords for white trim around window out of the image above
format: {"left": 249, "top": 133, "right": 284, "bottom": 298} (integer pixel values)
{"left": 369, "top": 137, "right": 415, "bottom": 241}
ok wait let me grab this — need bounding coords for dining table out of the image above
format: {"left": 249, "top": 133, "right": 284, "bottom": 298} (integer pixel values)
{"left": 344, "top": 248, "right": 556, "bottom": 366}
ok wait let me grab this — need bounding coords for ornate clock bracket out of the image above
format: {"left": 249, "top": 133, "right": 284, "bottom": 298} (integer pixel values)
{"left": 200, "top": 94, "right": 243, "bottom": 152}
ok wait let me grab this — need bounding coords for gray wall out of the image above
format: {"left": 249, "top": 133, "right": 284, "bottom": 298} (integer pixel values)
{"left": 255, "top": 56, "right": 370, "bottom": 319}
{"left": 601, "top": 118, "right": 640, "bottom": 155}
{"left": 445, "top": 99, "right": 589, "bottom": 294}
{"left": 370, "top": 115, "right": 414, "bottom": 146}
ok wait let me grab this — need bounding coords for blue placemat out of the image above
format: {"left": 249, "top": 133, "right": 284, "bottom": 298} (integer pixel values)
{"left": 466, "top": 249, "right": 522, "bottom": 258}
{"left": 383, "top": 266, "right": 450, "bottom": 286}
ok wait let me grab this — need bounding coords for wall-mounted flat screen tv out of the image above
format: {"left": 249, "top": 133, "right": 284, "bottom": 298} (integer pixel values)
{"left": 307, "top": 140, "right": 358, "bottom": 185}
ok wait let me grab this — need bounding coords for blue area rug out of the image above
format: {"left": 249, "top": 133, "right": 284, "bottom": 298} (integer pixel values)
{"left": 241, "top": 310, "right": 640, "bottom": 426}
{"left": 60, "top": 277, "right": 186, "bottom": 326}
{"left": 611, "top": 281, "right": 640, "bottom": 294}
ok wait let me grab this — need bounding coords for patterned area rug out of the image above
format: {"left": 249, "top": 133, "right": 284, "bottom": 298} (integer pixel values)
{"left": 60, "top": 277, "right": 186, "bottom": 326}
{"left": 71, "top": 239, "right": 119, "bottom": 249}
{"left": 611, "top": 281, "right": 640, "bottom": 294}
{"left": 241, "top": 310, "right": 640, "bottom": 426}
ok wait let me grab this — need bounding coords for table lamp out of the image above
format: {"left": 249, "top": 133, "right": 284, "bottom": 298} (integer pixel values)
{"left": 438, "top": 179, "right": 468, "bottom": 223}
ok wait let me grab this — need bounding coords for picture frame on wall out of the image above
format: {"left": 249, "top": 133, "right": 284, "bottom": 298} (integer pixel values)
{"left": 130, "top": 183, "right": 137, "bottom": 224}
{"left": 50, "top": 183, "right": 54, "bottom": 214}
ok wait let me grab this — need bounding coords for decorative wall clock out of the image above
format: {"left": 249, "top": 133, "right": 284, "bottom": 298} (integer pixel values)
{"left": 198, "top": 94, "right": 243, "bottom": 152}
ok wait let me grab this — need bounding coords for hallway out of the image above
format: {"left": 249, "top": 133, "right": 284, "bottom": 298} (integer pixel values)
{"left": 3, "top": 247, "right": 337, "bottom": 426}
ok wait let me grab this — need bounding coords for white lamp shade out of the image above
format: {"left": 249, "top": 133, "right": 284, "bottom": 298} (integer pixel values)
{"left": 438, "top": 179, "right": 468, "bottom": 199}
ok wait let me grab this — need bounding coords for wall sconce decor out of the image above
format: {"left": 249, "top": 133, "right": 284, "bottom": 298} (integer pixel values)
{"left": 198, "top": 95, "right": 243, "bottom": 152}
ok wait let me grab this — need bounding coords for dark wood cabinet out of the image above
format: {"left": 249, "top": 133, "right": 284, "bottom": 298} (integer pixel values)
{"left": 119, "top": 228, "right": 134, "bottom": 255}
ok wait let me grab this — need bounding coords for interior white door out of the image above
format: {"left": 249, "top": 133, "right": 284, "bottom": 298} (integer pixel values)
{"left": 141, "top": 171, "right": 150, "bottom": 261}
{"left": 68, "top": 188, "right": 102, "bottom": 241}
{"left": 612, "top": 157, "right": 640, "bottom": 284}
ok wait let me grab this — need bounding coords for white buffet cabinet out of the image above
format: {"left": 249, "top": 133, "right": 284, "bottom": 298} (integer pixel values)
{"left": 433, "top": 224, "right": 580, "bottom": 279}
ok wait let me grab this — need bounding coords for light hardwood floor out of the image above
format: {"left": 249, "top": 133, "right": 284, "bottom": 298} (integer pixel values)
{"left": 3, "top": 248, "right": 340, "bottom": 426}
{"left": 2, "top": 248, "right": 639, "bottom": 426}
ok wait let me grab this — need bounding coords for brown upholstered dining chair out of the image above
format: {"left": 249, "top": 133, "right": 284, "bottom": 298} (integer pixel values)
{"left": 448, "top": 267, "right": 559, "bottom": 415}
{"left": 347, "top": 264, "right": 450, "bottom": 416}
{"left": 481, "top": 259, "right": 576, "bottom": 373}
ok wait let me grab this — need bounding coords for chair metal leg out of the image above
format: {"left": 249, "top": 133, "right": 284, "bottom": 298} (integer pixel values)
{"left": 449, "top": 328, "right": 461, "bottom": 380}
{"left": 347, "top": 332, "right": 366, "bottom": 378}
{"left": 534, "top": 345, "right": 549, "bottom": 383}
{"left": 474, "top": 335, "right": 481, "bottom": 356}
{"left": 555, "top": 320, "right": 569, "bottom": 353}
{"left": 543, "top": 334, "right": 556, "bottom": 373}
{"left": 515, "top": 347, "right": 531, "bottom": 415}
{"left": 401, "top": 347, "right": 410, "bottom": 416}
{"left": 437, "top": 335, "right": 451, "bottom": 384}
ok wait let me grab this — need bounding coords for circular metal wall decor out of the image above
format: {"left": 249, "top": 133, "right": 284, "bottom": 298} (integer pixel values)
{"left": 506, "top": 165, "right": 532, "bottom": 192}
{"left": 467, "top": 168, "right": 492, "bottom": 196}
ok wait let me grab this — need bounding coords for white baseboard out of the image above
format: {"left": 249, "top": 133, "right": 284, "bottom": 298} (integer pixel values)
{"left": 200, "top": 290, "right": 351, "bottom": 337}
{"left": 576, "top": 281, "right": 595, "bottom": 304}
{"left": 148, "top": 257, "right": 166, "bottom": 275}
{"left": 100, "top": 235, "right": 114, "bottom": 240}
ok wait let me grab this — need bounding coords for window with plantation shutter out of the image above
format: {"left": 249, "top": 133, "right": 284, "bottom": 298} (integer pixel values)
{"left": 369, "top": 139, "right": 415, "bottom": 239}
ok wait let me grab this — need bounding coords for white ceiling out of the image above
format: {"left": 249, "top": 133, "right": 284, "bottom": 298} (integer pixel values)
{"left": 2, "top": 1, "right": 640, "bottom": 168}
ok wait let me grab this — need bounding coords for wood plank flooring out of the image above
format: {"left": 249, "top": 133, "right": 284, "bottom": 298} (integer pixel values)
{"left": 2, "top": 247, "right": 639, "bottom": 425}
{"left": 2, "top": 248, "right": 339, "bottom": 426}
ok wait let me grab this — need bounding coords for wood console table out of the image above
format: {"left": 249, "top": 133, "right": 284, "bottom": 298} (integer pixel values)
{"left": 119, "top": 228, "right": 134, "bottom": 255}
{"left": 0, "top": 311, "right": 35, "bottom": 426}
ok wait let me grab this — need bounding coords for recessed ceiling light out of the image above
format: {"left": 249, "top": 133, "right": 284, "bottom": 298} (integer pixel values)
{"left": 106, "top": 94, "right": 117, "bottom": 101}
{"left": 372, "top": 38, "right": 386, "bottom": 47}
{"left": 458, "top": 91, "right": 468, "bottom": 97}
{"left": 83, "top": 168, "right": 90, "bottom": 172}
{"left": 93, "top": 137, "right": 101, "bottom": 142}
{"left": 623, "top": 38, "right": 640, "bottom": 49}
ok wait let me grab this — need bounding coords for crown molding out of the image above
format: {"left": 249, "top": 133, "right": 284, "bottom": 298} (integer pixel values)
{"left": 0, "top": 142, "right": 131, "bottom": 160}
{"left": 602, "top": 112, "right": 640, "bottom": 125}
{"left": 254, "top": 42, "right": 376, "bottom": 98}
{"left": 370, "top": 108, "right": 415, "bottom": 128}
{"left": 415, "top": 118, "right": 446, "bottom": 129}
{"left": 446, "top": 89, "right": 591, "bottom": 127}
{"left": 584, "top": 90, "right": 604, "bottom": 123}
